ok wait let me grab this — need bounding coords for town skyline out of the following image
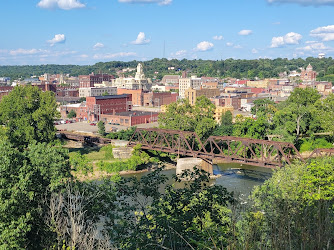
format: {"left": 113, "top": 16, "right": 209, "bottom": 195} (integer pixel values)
{"left": 1, "top": 0, "right": 334, "bottom": 65}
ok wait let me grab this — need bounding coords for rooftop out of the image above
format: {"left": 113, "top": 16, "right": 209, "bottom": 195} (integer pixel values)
{"left": 94, "top": 94, "right": 130, "bottom": 100}
{"left": 105, "top": 111, "right": 159, "bottom": 117}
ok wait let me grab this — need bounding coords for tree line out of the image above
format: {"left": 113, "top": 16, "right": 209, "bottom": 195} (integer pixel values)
{"left": 2, "top": 57, "right": 334, "bottom": 81}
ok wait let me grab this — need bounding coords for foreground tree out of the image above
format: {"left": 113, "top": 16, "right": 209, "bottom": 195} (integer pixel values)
{"left": 0, "top": 86, "right": 59, "bottom": 148}
{"left": 238, "top": 157, "right": 334, "bottom": 249}
{"left": 108, "top": 167, "right": 235, "bottom": 249}
{"left": 0, "top": 138, "right": 72, "bottom": 249}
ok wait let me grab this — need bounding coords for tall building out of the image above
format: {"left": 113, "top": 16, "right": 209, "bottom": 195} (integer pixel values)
{"left": 300, "top": 64, "right": 317, "bottom": 84}
{"left": 79, "top": 73, "right": 114, "bottom": 88}
{"left": 86, "top": 94, "right": 132, "bottom": 121}
{"left": 112, "top": 63, "right": 152, "bottom": 90}
{"left": 79, "top": 87, "right": 117, "bottom": 97}
{"left": 178, "top": 76, "right": 201, "bottom": 98}
{"left": 185, "top": 88, "right": 220, "bottom": 105}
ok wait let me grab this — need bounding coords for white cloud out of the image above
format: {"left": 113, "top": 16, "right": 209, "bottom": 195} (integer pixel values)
{"left": 297, "top": 41, "right": 329, "bottom": 51}
{"left": 267, "top": 0, "right": 334, "bottom": 6}
{"left": 238, "top": 30, "right": 253, "bottom": 36}
{"left": 79, "top": 54, "right": 89, "bottom": 58}
{"left": 93, "top": 43, "right": 105, "bottom": 49}
{"left": 213, "top": 35, "right": 223, "bottom": 40}
{"left": 93, "top": 52, "right": 137, "bottom": 60}
{"left": 310, "top": 25, "right": 334, "bottom": 41}
{"left": 273, "top": 21, "right": 281, "bottom": 25}
{"left": 47, "top": 34, "right": 66, "bottom": 46}
{"left": 252, "top": 48, "right": 258, "bottom": 53}
{"left": 37, "top": 0, "right": 85, "bottom": 10}
{"left": 195, "top": 41, "right": 214, "bottom": 51}
{"left": 131, "top": 32, "right": 150, "bottom": 45}
{"left": 270, "top": 32, "right": 302, "bottom": 48}
{"left": 118, "top": 0, "right": 172, "bottom": 5}
{"left": 170, "top": 50, "right": 187, "bottom": 59}
{"left": 9, "top": 49, "right": 48, "bottom": 56}
{"left": 234, "top": 45, "right": 243, "bottom": 49}
{"left": 226, "top": 42, "right": 234, "bottom": 47}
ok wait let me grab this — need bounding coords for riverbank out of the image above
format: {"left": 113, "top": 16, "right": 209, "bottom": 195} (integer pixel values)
{"left": 74, "top": 161, "right": 177, "bottom": 181}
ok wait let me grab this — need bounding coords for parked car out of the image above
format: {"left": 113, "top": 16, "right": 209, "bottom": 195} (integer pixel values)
{"left": 90, "top": 123, "right": 97, "bottom": 126}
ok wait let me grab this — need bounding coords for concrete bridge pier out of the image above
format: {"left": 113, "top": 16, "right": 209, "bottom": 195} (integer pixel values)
{"left": 176, "top": 158, "right": 213, "bottom": 176}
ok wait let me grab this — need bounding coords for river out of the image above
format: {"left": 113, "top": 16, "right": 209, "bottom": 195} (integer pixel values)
{"left": 121, "top": 163, "right": 273, "bottom": 198}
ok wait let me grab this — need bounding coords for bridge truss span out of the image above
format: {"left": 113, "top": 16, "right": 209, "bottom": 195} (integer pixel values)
{"left": 128, "top": 128, "right": 306, "bottom": 168}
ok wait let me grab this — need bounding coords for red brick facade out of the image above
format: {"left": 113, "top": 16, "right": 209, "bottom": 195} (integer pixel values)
{"left": 79, "top": 73, "right": 115, "bottom": 88}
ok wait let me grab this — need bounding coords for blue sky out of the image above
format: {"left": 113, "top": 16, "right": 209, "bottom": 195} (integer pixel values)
{"left": 1, "top": 0, "right": 334, "bottom": 65}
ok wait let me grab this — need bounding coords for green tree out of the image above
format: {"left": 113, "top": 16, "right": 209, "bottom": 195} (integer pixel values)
{"left": 158, "top": 96, "right": 217, "bottom": 139}
{"left": 158, "top": 98, "right": 195, "bottom": 131}
{"left": 0, "top": 86, "right": 59, "bottom": 148}
{"left": 240, "top": 157, "right": 334, "bottom": 249}
{"left": 78, "top": 97, "right": 86, "bottom": 103}
{"left": 233, "top": 115, "right": 269, "bottom": 139}
{"left": 273, "top": 88, "right": 321, "bottom": 142}
{"left": 108, "top": 167, "right": 234, "bottom": 249}
{"left": 67, "top": 109, "right": 76, "bottom": 119}
{"left": 213, "top": 110, "right": 234, "bottom": 136}
{"left": 251, "top": 98, "right": 277, "bottom": 123}
{"left": 315, "top": 94, "right": 334, "bottom": 135}
{"left": 98, "top": 120, "right": 106, "bottom": 136}
{"left": 0, "top": 138, "right": 72, "bottom": 249}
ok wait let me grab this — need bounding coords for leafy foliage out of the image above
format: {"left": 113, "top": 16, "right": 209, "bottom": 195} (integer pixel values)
{"left": 240, "top": 157, "right": 334, "bottom": 249}
{"left": 159, "top": 96, "right": 216, "bottom": 139}
{"left": 0, "top": 138, "right": 72, "bottom": 249}
{"left": 2, "top": 57, "right": 334, "bottom": 81}
{"left": 97, "top": 121, "right": 106, "bottom": 136}
{"left": 67, "top": 109, "right": 76, "bottom": 119}
{"left": 106, "top": 126, "right": 137, "bottom": 140}
{"left": 107, "top": 167, "right": 235, "bottom": 249}
{"left": 0, "top": 86, "right": 59, "bottom": 148}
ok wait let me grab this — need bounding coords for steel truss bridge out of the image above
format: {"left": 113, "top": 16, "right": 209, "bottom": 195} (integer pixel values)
{"left": 128, "top": 128, "right": 334, "bottom": 169}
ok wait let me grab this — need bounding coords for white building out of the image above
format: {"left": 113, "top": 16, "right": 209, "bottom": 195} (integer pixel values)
{"left": 178, "top": 76, "right": 201, "bottom": 98}
{"left": 112, "top": 63, "right": 152, "bottom": 90}
{"left": 79, "top": 86, "right": 117, "bottom": 97}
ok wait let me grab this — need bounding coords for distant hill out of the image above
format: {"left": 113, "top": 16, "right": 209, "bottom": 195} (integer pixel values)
{"left": 1, "top": 57, "right": 334, "bottom": 82}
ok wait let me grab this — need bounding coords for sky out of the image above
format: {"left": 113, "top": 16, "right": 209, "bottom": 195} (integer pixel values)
{"left": 1, "top": 0, "right": 334, "bottom": 65}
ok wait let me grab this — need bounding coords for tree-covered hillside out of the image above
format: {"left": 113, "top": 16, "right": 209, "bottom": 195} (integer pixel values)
{"left": 1, "top": 57, "right": 334, "bottom": 81}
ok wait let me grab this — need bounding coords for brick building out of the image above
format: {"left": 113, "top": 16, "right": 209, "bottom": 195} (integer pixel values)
{"left": 117, "top": 89, "right": 144, "bottom": 106}
{"left": 300, "top": 64, "right": 317, "bottom": 83}
{"left": 101, "top": 111, "right": 159, "bottom": 127}
{"left": 143, "top": 92, "right": 178, "bottom": 107}
{"left": 79, "top": 73, "right": 115, "bottom": 88}
{"left": 86, "top": 94, "right": 132, "bottom": 121}
{"left": 185, "top": 88, "right": 220, "bottom": 105}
